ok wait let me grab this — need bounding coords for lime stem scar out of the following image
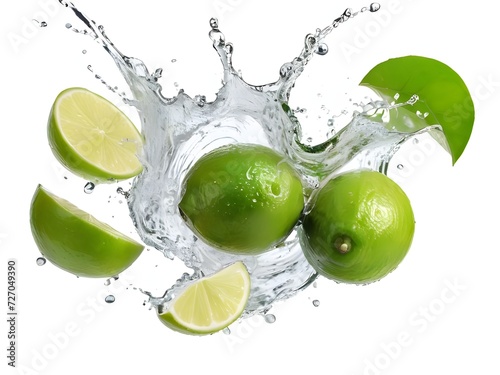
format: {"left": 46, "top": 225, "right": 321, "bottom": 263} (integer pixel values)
{"left": 334, "top": 235, "right": 352, "bottom": 254}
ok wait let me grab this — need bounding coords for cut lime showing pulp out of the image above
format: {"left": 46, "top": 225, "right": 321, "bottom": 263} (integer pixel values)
{"left": 158, "top": 262, "right": 251, "bottom": 335}
{"left": 48, "top": 87, "right": 143, "bottom": 183}
{"left": 30, "top": 184, "right": 144, "bottom": 278}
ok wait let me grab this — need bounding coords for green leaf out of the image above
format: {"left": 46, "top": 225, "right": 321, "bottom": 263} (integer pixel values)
{"left": 360, "top": 56, "right": 474, "bottom": 164}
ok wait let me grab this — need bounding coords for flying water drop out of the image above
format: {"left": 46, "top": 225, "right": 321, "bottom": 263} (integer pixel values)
{"left": 264, "top": 314, "right": 276, "bottom": 324}
{"left": 33, "top": 19, "right": 48, "bottom": 27}
{"left": 36, "top": 257, "right": 47, "bottom": 266}
{"left": 84, "top": 182, "right": 95, "bottom": 194}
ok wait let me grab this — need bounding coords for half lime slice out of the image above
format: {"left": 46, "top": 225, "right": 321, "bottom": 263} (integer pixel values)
{"left": 48, "top": 87, "right": 143, "bottom": 182}
{"left": 30, "top": 184, "right": 144, "bottom": 278}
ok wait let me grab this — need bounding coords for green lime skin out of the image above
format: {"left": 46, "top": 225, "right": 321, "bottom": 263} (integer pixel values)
{"left": 157, "top": 312, "right": 205, "bottom": 336}
{"left": 30, "top": 185, "right": 144, "bottom": 278}
{"left": 157, "top": 309, "right": 242, "bottom": 336}
{"left": 300, "top": 170, "right": 415, "bottom": 284}
{"left": 179, "top": 144, "right": 304, "bottom": 255}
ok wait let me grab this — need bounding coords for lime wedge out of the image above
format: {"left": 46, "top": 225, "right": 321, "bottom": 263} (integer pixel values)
{"left": 30, "top": 184, "right": 144, "bottom": 278}
{"left": 48, "top": 87, "right": 143, "bottom": 183}
{"left": 158, "top": 262, "right": 251, "bottom": 335}
{"left": 360, "top": 56, "right": 474, "bottom": 164}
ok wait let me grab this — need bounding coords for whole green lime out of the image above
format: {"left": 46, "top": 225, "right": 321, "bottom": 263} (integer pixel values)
{"left": 179, "top": 143, "right": 304, "bottom": 255}
{"left": 300, "top": 170, "right": 415, "bottom": 284}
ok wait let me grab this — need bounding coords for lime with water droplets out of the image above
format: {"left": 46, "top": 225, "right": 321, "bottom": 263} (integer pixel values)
{"left": 179, "top": 143, "right": 304, "bottom": 255}
{"left": 299, "top": 170, "right": 415, "bottom": 284}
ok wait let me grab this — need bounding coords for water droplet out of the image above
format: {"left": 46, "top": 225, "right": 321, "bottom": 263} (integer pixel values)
{"left": 397, "top": 164, "right": 404, "bottom": 170}
{"left": 407, "top": 94, "right": 419, "bottom": 105}
{"left": 105, "top": 295, "right": 115, "bottom": 303}
{"left": 393, "top": 93, "right": 400, "bottom": 101}
{"left": 416, "top": 110, "right": 429, "bottom": 119}
{"left": 210, "top": 18, "right": 219, "bottom": 29}
{"left": 370, "top": 3, "right": 381, "bottom": 12}
{"left": 413, "top": 138, "right": 420, "bottom": 145}
{"left": 87, "top": 65, "right": 93, "bottom": 72}
{"left": 264, "top": 314, "right": 276, "bottom": 324}
{"left": 65, "top": 23, "right": 72, "bottom": 29}
{"left": 116, "top": 187, "right": 130, "bottom": 198}
{"left": 84, "top": 182, "right": 95, "bottom": 194}
{"left": 315, "top": 43, "right": 329, "bottom": 55}
{"left": 171, "top": 58, "right": 177, "bottom": 63}
{"left": 313, "top": 299, "right": 320, "bottom": 307}
{"left": 209, "top": 29, "right": 225, "bottom": 45}
{"left": 313, "top": 281, "right": 318, "bottom": 288}
{"left": 36, "top": 257, "right": 46, "bottom": 266}
{"left": 82, "top": 49, "right": 87, "bottom": 54}
{"left": 222, "top": 327, "right": 231, "bottom": 335}
{"left": 33, "top": 19, "right": 48, "bottom": 27}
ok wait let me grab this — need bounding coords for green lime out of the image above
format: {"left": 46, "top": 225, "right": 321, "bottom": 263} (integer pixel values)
{"left": 48, "top": 87, "right": 143, "bottom": 183}
{"left": 179, "top": 143, "right": 304, "bottom": 255}
{"left": 300, "top": 170, "right": 415, "bottom": 284}
{"left": 30, "top": 184, "right": 144, "bottom": 278}
{"left": 158, "top": 261, "right": 251, "bottom": 335}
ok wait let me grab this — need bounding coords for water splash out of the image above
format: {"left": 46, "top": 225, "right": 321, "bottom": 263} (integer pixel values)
{"left": 57, "top": 2, "right": 434, "bottom": 319}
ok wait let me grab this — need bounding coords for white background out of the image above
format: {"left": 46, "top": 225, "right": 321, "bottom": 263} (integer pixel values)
{"left": 2, "top": 0, "right": 499, "bottom": 374}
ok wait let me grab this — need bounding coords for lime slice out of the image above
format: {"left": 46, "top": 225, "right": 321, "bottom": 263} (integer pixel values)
{"left": 360, "top": 56, "right": 474, "bottom": 164}
{"left": 48, "top": 87, "right": 143, "bottom": 183}
{"left": 158, "top": 262, "right": 251, "bottom": 335}
{"left": 30, "top": 184, "right": 144, "bottom": 278}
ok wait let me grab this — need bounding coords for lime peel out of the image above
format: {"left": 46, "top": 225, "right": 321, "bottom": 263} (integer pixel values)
{"left": 360, "top": 55, "right": 474, "bottom": 164}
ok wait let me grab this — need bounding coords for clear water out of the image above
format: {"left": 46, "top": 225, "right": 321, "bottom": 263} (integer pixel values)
{"left": 58, "top": 2, "right": 439, "bottom": 320}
